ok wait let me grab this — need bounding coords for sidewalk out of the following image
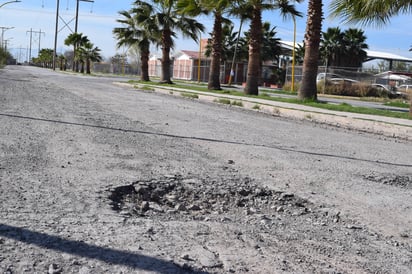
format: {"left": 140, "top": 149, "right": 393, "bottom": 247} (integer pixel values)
{"left": 117, "top": 82, "right": 412, "bottom": 140}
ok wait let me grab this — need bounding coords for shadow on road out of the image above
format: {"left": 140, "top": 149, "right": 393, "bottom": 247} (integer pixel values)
{"left": 0, "top": 224, "right": 207, "bottom": 273}
{"left": 1, "top": 112, "right": 411, "bottom": 168}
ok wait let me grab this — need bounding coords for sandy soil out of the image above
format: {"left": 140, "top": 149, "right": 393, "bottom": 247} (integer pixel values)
{"left": 0, "top": 66, "right": 411, "bottom": 273}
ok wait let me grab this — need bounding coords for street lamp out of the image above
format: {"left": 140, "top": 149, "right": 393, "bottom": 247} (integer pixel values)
{"left": 0, "top": 1, "right": 21, "bottom": 9}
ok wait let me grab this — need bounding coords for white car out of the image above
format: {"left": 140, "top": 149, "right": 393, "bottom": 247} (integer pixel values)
{"left": 396, "top": 85, "right": 412, "bottom": 98}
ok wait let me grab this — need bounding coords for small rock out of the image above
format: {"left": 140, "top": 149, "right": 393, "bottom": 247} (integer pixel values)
{"left": 149, "top": 202, "right": 164, "bottom": 212}
{"left": 228, "top": 160, "right": 235, "bottom": 164}
{"left": 146, "top": 227, "right": 155, "bottom": 235}
{"left": 245, "top": 207, "right": 257, "bottom": 215}
{"left": 276, "top": 206, "right": 284, "bottom": 212}
{"left": 347, "top": 225, "right": 362, "bottom": 230}
{"left": 175, "top": 204, "right": 186, "bottom": 211}
{"left": 181, "top": 254, "right": 193, "bottom": 261}
{"left": 48, "top": 263, "right": 62, "bottom": 274}
{"left": 141, "top": 201, "right": 150, "bottom": 212}
{"left": 187, "top": 204, "right": 201, "bottom": 211}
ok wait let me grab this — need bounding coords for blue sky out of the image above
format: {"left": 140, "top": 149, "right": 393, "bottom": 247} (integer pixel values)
{"left": 1, "top": 0, "right": 411, "bottom": 63}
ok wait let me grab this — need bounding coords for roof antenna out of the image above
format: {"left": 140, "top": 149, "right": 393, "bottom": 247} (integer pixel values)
{"left": 66, "top": 0, "right": 69, "bottom": 10}
{"left": 90, "top": 1, "right": 93, "bottom": 13}
{"left": 41, "top": 0, "right": 45, "bottom": 8}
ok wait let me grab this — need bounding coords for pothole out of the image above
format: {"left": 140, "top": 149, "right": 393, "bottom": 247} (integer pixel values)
{"left": 364, "top": 174, "right": 412, "bottom": 189}
{"left": 107, "top": 175, "right": 313, "bottom": 221}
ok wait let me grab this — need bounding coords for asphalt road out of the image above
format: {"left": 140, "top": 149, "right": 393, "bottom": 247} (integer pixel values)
{"left": 1, "top": 65, "right": 411, "bottom": 273}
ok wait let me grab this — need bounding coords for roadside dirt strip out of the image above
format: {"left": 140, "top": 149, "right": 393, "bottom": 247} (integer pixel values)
{"left": 1, "top": 66, "right": 411, "bottom": 273}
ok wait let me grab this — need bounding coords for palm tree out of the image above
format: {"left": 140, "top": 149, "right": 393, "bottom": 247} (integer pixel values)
{"left": 178, "top": 0, "right": 233, "bottom": 90}
{"left": 64, "top": 32, "right": 89, "bottom": 72}
{"left": 330, "top": 0, "right": 412, "bottom": 27}
{"left": 78, "top": 41, "right": 102, "bottom": 74}
{"left": 330, "top": 0, "right": 412, "bottom": 115}
{"left": 147, "top": 0, "right": 204, "bottom": 84}
{"left": 342, "top": 28, "right": 368, "bottom": 68}
{"left": 242, "top": 21, "right": 283, "bottom": 84}
{"left": 204, "top": 22, "right": 241, "bottom": 62}
{"left": 113, "top": 2, "right": 157, "bottom": 81}
{"left": 261, "top": 22, "right": 282, "bottom": 60}
{"left": 298, "top": 0, "right": 322, "bottom": 100}
{"left": 320, "top": 27, "right": 344, "bottom": 67}
{"left": 241, "top": 0, "right": 302, "bottom": 95}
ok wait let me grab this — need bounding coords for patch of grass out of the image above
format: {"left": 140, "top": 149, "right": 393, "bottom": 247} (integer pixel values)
{"left": 231, "top": 100, "right": 243, "bottom": 107}
{"left": 383, "top": 101, "right": 410, "bottom": 108}
{"left": 215, "top": 98, "right": 231, "bottom": 105}
{"left": 252, "top": 104, "right": 261, "bottom": 110}
{"left": 181, "top": 92, "right": 199, "bottom": 99}
{"left": 140, "top": 85, "right": 154, "bottom": 91}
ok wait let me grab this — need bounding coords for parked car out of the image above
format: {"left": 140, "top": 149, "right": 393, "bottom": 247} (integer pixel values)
{"left": 370, "top": 84, "right": 403, "bottom": 98}
{"left": 317, "top": 73, "right": 358, "bottom": 85}
{"left": 316, "top": 73, "right": 340, "bottom": 83}
{"left": 396, "top": 85, "right": 412, "bottom": 99}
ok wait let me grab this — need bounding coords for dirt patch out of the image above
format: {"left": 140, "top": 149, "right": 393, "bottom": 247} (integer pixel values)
{"left": 364, "top": 173, "right": 412, "bottom": 189}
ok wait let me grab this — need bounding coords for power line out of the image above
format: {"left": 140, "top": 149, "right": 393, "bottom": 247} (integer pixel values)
{"left": 26, "top": 28, "right": 45, "bottom": 62}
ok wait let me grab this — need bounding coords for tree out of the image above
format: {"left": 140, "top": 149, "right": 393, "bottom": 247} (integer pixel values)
{"left": 64, "top": 32, "right": 89, "bottom": 72}
{"left": 342, "top": 28, "right": 368, "bottom": 68}
{"left": 330, "top": 0, "right": 412, "bottom": 27}
{"left": 35, "top": 48, "right": 54, "bottom": 68}
{"left": 147, "top": 0, "right": 204, "bottom": 84}
{"left": 113, "top": 2, "right": 157, "bottom": 81}
{"left": 0, "top": 47, "right": 12, "bottom": 67}
{"left": 241, "top": 0, "right": 302, "bottom": 95}
{"left": 320, "top": 27, "right": 344, "bottom": 67}
{"left": 178, "top": 0, "right": 232, "bottom": 90}
{"left": 320, "top": 27, "right": 368, "bottom": 69}
{"left": 330, "top": 0, "right": 412, "bottom": 114}
{"left": 298, "top": 0, "right": 322, "bottom": 100}
{"left": 242, "top": 21, "right": 283, "bottom": 84}
{"left": 78, "top": 41, "right": 102, "bottom": 74}
{"left": 261, "top": 22, "right": 282, "bottom": 64}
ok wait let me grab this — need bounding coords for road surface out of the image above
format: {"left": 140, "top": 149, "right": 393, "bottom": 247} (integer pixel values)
{"left": 1, "top": 66, "right": 411, "bottom": 273}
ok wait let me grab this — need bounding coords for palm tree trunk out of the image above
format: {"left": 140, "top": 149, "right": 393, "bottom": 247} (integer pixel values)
{"left": 160, "top": 29, "right": 173, "bottom": 84}
{"left": 86, "top": 59, "right": 91, "bottom": 74}
{"left": 141, "top": 50, "right": 150, "bottom": 81}
{"left": 72, "top": 45, "right": 76, "bottom": 71}
{"left": 244, "top": 7, "right": 262, "bottom": 96}
{"left": 298, "top": 0, "right": 323, "bottom": 100}
{"left": 208, "top": 11, "right": 222, "bottom": 90}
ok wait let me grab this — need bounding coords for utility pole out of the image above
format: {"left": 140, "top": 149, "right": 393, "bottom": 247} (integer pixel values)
{"left": 75, "top": 0, "right": 94, "bottom": 33}
{"left": 14, "top": 45, "right": 25, "bottom": 63}
{"left": 53, "top": 0, "right": 60, "bottom": 70}
{"left": 3, "top": 38, "right": 12, "bottom": 51}
{"left": 0, "top": 26, "right": 13, "bottom": 49}
{"left": 53, "top": 0, "right": 93, "bottom": 70}
{"left": 26, "top": 28, "right": 45, "bottom": 63}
